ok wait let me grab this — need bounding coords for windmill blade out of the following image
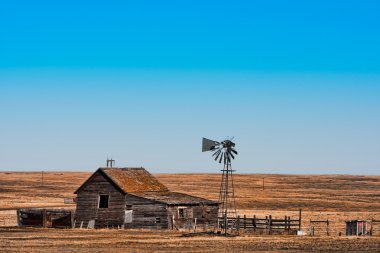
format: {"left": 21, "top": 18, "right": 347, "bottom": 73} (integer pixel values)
{"left": 230, "top": 148, "right": 238, "bottom": 155}
{"left": 215, "top": 151, "right": 222, "bottom": 161}
{"left": 212, "top": 149, "right": 222, "bottom": 157}
{"left": 219, "top": 152, "right": 224, "bottom": 163}
{"left": 227, "top": 150, "right": 235, "bottom": 160}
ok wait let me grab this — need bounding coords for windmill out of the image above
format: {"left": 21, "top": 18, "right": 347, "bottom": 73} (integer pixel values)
{"left": 202, "top": 137, "right": 238, "bottom": 236}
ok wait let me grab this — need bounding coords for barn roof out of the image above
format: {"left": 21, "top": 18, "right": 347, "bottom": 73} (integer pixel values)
{"left": 129, "top": 191, "right": 218, "bottom": 205}
{"left": 74, "top": 167, "right": 168, "bottom": 194}
{"left": 102, "top": 167, "right": 168, "bottom": 193}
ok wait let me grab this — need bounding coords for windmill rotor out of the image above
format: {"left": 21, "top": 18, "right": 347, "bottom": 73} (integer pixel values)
{"left": 203, "top": 138, "right": 238, "bottom": 164}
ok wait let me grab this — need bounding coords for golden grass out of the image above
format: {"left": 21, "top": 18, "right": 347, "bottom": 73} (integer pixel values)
{"left": 1, "top": 172, "right": 380, "bottom": 252}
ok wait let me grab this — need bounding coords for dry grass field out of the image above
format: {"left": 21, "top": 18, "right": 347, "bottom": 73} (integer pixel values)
{"left": 1, "top": 171, "right": 380, "bottom": 252}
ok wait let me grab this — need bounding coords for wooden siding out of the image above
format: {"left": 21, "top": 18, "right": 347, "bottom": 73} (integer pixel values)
{"left": 167, "top": 204, "right": 218, "bottom": 230}
{"left": 124, "top": 193, "right": 169, "bottom": 229}
{"left": 75, "top": 170, "right": 126, "bottom": 228}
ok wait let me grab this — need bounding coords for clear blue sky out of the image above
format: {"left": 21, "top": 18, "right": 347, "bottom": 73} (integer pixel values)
{"left": 1, "top": 1, "right": 380, "bottom": 174}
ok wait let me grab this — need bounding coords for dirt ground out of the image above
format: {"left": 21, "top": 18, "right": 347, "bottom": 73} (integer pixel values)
{"left": 0, "top": 171, "right": 380, "bottom": 252}
{"left": 1, "top": 227, "right": 380, "bottom": 253}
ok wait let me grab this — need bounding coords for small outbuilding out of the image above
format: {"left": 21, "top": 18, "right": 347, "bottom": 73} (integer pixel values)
{"left": 74, "top": 167, "right": 219, "bottom": 229}
{"left": 17, "top": 208, "right": 74, "bottom": 228}
{"left": 345, "top": 220, "right": 368, "bottom": 236}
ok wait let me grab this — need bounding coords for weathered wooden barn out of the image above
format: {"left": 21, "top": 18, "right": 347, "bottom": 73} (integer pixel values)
{"left": 74, "top": 167, "right": 219, "bottom": 229}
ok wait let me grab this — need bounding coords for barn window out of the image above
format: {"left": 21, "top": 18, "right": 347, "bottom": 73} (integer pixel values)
{"left": 98, "top": 195, "right": 109, "bottom": 208}
{"left": 155, "top": 217, "right": 161, "bottom": 223}
{"left": 178, "top": 207, "right": 187, "bottom": 218}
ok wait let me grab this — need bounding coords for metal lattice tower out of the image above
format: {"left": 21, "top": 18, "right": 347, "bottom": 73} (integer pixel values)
{"left": 218, "top": 160, "right": 237, "bottom": 234}
{"left": 202, "top": 137, "right": 238, "bottom": 236}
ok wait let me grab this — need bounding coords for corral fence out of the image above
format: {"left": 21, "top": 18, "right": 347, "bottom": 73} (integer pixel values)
{"left": 219, "top": 209, "right": 302, "bottom": 235}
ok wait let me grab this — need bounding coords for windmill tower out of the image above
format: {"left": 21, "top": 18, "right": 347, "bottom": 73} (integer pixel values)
{"left": 202, "top": 137, "right": 238, "bottom": 236}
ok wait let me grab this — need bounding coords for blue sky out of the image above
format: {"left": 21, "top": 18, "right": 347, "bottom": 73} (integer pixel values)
{"left": 1, "top": 1, "right": 380, "bottom": 174}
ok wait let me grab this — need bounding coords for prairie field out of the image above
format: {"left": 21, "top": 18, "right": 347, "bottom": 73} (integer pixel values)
{"left": 1, "top": 171, "right": 380, "bottom": 252}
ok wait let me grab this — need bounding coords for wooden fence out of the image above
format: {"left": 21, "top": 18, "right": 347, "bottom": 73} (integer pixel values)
{"left": 219, "top": 209, "right": 302, "bottom": 234}
{"left": 236, "top": 215, "right": 300, "bottom": 233}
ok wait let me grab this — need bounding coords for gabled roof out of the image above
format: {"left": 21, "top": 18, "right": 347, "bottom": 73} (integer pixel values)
{"left": 74, "top": 167, "right": 168, "bottom": 194}
{"left": 129, "top": 191, "right": 219, "bottom": 205}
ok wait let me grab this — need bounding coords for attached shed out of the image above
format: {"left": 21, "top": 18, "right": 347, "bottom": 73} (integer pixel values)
{"left": 74, "top": 167, "right": 218, "bottom": 229}
{"left": 346, "top": 220, "right": 368, "bottom": 236}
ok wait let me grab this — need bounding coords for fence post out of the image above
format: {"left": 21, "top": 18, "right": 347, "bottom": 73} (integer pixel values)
{"left": 284, "top": 216, "right": 287, "bottom": 232}
{"left": 269, "top": 215, "right": 272, "bottom": 235}
{"left": 310, "top": 220, "right": 313, "bottom": 236}
{"left": 327, "top": 219, "right": 330, "bottom": 236}
{"left": 237, "top": 216, "right": 240, "bottom": 233}
{"left": 244, "top": 215, "right": 246, "bottom": 229}
{"left": 299, "top": 209, "right": 302, "bottom": 231}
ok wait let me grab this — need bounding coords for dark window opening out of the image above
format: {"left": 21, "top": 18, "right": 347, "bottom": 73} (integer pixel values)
{"left": 126, "top": 204, "right": 133, "bottom": 210}
{"left": 178, "top": 208, "right": 187, "bottom": 218}
{"left": 99, "top": 195, "right": 109, "bottom": 208}
{"left": 155, "top": 217, "right": 161, "bottom": 223}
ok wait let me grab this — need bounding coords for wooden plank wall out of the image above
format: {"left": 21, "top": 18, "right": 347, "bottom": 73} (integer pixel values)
{"left": 75, "top": 171, "right": 126, "bottom": 228}
{"left": 124, "top": 194, "right": 169, "bottom": 229}
{"left": 167, "top": 205, "right": 218, "bottom": 230}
